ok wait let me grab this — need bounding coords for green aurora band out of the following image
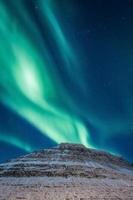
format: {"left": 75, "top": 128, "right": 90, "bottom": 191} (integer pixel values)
{"left": 0, "top": 0, "right": 92, "bottom": 151}
{"left": 0, "top": 133, "right": 33, "bottom": 152}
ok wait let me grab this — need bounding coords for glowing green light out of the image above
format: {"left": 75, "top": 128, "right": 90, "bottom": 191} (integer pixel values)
{"left": 0, "top": 0, "right": 92, "bottom": 149}
{"left": 0, "top": 134, "right": 33, "bottom": 152}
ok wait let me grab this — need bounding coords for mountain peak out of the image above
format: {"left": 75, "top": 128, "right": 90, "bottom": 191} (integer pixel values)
{"left": 56, "top": 143, "right": 87, "bottom": 151}
{"left": 0, "top": 143, "right": 132, "bottom": 178}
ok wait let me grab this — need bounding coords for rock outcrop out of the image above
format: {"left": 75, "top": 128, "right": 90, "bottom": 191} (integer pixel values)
{"left": 0, "top": 143, "right": 132, "bottom": 179}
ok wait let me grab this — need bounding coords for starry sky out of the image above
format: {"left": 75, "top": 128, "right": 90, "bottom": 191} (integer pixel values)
{"left": 0, "top": 0, "right": 133, "bottom": 163}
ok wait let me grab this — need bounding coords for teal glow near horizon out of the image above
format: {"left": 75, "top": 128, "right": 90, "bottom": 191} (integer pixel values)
{"left": 0, "top": 133, "right": 33, "bottom": 152}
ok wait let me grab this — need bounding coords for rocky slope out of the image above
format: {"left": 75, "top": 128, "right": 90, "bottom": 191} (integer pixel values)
{"left": 0, "top": 143, "right": 132, "bottom": 179}
{"left": 0, "top": 143, "right": 133, "bottom": 200}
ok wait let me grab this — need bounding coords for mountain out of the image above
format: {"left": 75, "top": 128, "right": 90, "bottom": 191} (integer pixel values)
{"left": 0, "top": 143, "right": 132, "bottom": 178}
{"left": 0, "top": 143, "right": 133, "bottom": 199}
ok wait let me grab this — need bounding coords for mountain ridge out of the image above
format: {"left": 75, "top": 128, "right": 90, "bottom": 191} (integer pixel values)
{"left": 0, "top": 143, "right": 132, "bottom": 178}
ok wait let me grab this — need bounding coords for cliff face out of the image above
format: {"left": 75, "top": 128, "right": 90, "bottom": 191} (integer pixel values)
{"left": 0, "top": 143, "right": 132, "bottom": 179}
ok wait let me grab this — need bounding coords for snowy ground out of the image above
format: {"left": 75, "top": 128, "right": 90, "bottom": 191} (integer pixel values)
{"left": 0, "top": 176, "right": 133, "bottom": 200}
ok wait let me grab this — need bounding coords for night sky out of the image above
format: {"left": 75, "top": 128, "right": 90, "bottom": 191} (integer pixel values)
{"left": 0, "top": 0, "right": 133, "bottom": 163}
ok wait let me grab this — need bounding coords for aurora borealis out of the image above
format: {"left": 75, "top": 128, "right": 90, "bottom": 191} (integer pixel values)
{"left": 0, "top": 0, "right": 133, "bottom": 162}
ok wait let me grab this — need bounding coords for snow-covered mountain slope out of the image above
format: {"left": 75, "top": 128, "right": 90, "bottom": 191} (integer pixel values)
{"left": 0, "top": 143, "right": 133, "bottom": 179}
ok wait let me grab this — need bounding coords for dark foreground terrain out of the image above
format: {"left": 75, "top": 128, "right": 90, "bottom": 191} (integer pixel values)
{"left": 0, "top": 143, "right": 133, "bottom": 199}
